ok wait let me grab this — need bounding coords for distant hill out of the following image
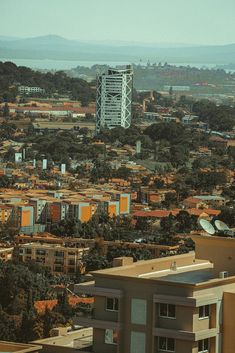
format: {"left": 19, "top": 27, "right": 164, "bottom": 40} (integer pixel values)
{"left": 0, "top": 35, "right": 235, "bottom": 64}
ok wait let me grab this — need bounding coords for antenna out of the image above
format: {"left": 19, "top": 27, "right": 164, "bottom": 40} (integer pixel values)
{"left": 214, "top": 220, "right": 230, "bottom": 231}
{"left": 199, "top": 219, "right": 215, "bottom": 235}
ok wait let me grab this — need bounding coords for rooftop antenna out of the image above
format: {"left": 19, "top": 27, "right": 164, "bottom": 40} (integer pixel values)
{"left": 199, "top": 219, "right": 215, "bottom": 235}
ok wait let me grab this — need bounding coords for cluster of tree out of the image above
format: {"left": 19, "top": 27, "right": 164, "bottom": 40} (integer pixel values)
{"left": 96, "top": 125, "right": 143, "bottom": 146}
{"left": 23, "top": 131, "right": 102, "bottom": 163}
{"left": 49, "top": 213, "right": 133, "bottom": 242}
{"left": 192, "top": 99, "right": 235, "bottom": 131}
{"left": 82, "top": 243, "right": 153, "bottom": 272}
{"left": 0, "top": 61, "right": 95, "bottom": 105}
{"left": 0, "top": 260, "right": 75, "bottom": 342}
{"left": 0, "top": 122, "right": 17, "bottom": 139}
{"left": 160, "top": 210, "right": 198, "bottom": 235}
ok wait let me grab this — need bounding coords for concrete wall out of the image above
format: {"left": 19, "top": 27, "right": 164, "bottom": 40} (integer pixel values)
{"left": 223, "top": 291, "right": 235, "bottom": 353}
{"left": 193, "top": 235, "right": 235, "bottom": 276}
{"left": 156, "top": 305, "right": 194, "bottom": 331}
{"left": 93, "top": 329, "right": 117, "bottom": 353}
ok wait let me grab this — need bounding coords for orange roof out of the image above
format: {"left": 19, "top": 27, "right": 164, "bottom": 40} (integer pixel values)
{"left": 183, "top": 197, "right": 203, "bottom": 204}
{"left": 133, "top": 208, "right": 221, "bottom": 219}
{"left": 186, "top": 208, "right": 221, "bottom": 217}
{"left": 133, "top": 210, "right": 171, "bottom": 218}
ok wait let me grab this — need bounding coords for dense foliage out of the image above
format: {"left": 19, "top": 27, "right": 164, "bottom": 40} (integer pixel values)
{"left": 0, "top": 261, "right": 74, "bottom": 342}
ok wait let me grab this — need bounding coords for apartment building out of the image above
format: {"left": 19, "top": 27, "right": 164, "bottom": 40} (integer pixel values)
{"left": 74, "top": 234, "right": 235, "bottom": 353}
{"left": 16, "top": 243, "right": 89, "bottom": 275}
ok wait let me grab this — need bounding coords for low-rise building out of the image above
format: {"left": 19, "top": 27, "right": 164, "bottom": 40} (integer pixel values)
{"left": 16, "top": 243, "right": 89, "bottom": 275}
{"left": 18, "top": 85, "right": 45, "bottom": 94}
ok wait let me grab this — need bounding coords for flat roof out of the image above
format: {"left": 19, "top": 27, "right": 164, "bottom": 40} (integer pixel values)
{"left": 0, "top": 341, "right": 41, "bottom": 353}
{"left": 158, "top": 268, "right": 214, "bottom": 284}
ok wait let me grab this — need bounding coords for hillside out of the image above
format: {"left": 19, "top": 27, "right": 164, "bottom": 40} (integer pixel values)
{"left": 0, "top": 61, "right": 96, "bottom": 104}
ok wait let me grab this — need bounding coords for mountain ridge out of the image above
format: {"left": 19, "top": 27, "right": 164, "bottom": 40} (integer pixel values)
{"left": 0, "top": 35, "right": 235, "bottom": 64}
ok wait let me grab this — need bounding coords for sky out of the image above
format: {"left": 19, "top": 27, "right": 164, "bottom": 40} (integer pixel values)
{"left": 1, "top": 0, "right": 235, "bottom": 45}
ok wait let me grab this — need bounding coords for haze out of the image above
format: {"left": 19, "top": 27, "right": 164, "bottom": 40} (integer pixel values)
{"left": 1, "top": 0, "right": 235, "bottom": 46}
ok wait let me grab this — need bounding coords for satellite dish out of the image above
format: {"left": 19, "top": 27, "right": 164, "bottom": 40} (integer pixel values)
{"left": 214, "top": 220, "right": 230, "bottom": 231}
{"left": 199, "top": 219, "right": 215, "bottom": 235}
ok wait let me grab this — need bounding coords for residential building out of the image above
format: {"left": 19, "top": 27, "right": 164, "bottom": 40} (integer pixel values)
{"left": 74, "top": 234, "right": 235, "bottom": 353}
{"left": 96, "top": 66, "right": 133, "bottom": 132}
{"left": 16, "top": 243, "right": 89, "bottom": 275}
{"left": 18, "top": 85, "right": 45, "bottom": 94}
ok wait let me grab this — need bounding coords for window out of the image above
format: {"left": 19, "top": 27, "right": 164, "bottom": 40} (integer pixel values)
{"left": 199, "top": 305, "right": 210, "bottom": 319}
{"left": 159, "top": 304, "right": 176, "bottom": 318}
{"left": 104, "top": 329, "right": 118, "bottom": 345}
{"left": 131, "top": 299, "right": 147, "bottom": 325}
{"left": 131, "top": 331, "right": 146, "bottom": 353}
{"left": 55, "top": 251, "right": 64, "bottom": 257}
{"left": 159, "top": 337, "right": 175, "bottom": 352}
{"left": 36, "top": 249, "right": 46, "bottom": 256}
{"left": 198, "top": 338, "right": 209, "bottom": 352}
{"left": 106, "top": 297, "right": 119, "bottom": 311}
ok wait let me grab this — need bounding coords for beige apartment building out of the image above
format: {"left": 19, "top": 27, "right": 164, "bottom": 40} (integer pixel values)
{"left": 16, "top": 243, "right": 89, "bottom": 275}
{"left": 74, "top": 234, "right": 235, "bottom": 353}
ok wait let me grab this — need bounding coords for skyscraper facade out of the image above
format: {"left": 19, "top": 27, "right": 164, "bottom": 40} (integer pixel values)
{"left": 96, "top": 66, "right": 133, "bottom": 132}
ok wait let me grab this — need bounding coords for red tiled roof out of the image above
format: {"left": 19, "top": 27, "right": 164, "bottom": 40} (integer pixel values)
{"left": 133, "top": 210, "right": 171, "bottom": 218}
{"left": 183, "top": 197, "right": 203, "bottom": 204}
{"left": 133, "top": 208, "right": 220, "bottom": 219}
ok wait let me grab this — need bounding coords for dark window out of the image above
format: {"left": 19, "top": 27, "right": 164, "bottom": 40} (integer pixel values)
{"left": 198, "top": 338, "right": 209, "bottom": 352}
{"left": 159, "top": 303, "right": 176, "bottom": 318}
{"left": 159, "top": 337, "right": 175, "bottom": 352}
{"left": 106, "top": 297, "right": 119, "bottom": 311}
{"left": 199, "top": 305, "right": 210, "bottom": 318}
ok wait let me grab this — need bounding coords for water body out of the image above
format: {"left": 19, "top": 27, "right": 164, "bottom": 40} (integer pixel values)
{"left": 0, "top": 57, "right": 222, "bottom": 71}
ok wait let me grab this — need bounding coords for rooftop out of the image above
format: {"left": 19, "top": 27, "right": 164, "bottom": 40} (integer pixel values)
{"left": 0, "top": 341, "right": 41, "bottom": 353}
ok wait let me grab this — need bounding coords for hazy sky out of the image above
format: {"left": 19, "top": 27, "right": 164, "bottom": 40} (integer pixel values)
{"left": 1, "top": 0, "right": 235, "bottom": 45}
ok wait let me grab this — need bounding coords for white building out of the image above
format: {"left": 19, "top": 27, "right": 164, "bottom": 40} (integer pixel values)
{"left": 18, "top": 85, "right": 45, "bottom": 94}
{"left": 96, "top": 66, "right": 133, "bottom": 132}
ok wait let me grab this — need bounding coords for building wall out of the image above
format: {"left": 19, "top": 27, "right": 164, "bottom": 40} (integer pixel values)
{"left": 80, "top": 203, "right": 92, "bottom": 222}
{"left": 223, "top": 291, "right": 235, "bottom": 353}
{"left": 193, "top": 235, "right": 235, "bottom": 276}
{"left": 93, "top": 329, "right": 117, "bottom": 353}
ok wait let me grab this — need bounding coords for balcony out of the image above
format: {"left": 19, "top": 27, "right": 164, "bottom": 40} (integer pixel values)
{"left": 76, "top": 312, "right": 121, "bottom": 331}
{"left": 153, "top": 327, "right": 218, "bottom": 341}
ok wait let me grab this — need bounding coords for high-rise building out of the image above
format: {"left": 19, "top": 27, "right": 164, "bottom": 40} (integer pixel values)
{"left": 96, "top": 66, "right": 133, "bottom": 132}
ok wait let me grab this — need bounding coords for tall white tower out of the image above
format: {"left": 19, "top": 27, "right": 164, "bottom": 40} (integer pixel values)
{"left": 96, "top": 66, "right": 133, "bottom": 132}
